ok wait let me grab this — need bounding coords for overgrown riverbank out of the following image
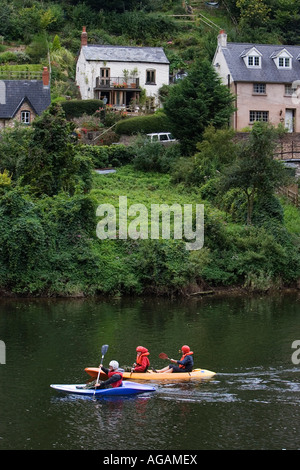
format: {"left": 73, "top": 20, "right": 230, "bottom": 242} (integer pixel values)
{"left": 0, "top": 101, "right": 299, "bottom": 298}
{"left": 1, "top": 161, "right": 299, "bottom": 298}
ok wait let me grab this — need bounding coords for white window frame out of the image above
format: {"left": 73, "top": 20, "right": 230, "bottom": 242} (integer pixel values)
{"left": 21, "top": 110, "right": 31, "bottom": 124}
{"left": 248, "top": 55, "right": 260, "bottom": 67}
{"left": 279, "top": 57, "right": 290, "bottom": 68}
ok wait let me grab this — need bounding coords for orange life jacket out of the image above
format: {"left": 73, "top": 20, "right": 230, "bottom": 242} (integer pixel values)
{"left": 135, "top": 347, "right": 150, "bottom": 371}
{"left": 179, "top": 351, "right": 193, "bottom": 368}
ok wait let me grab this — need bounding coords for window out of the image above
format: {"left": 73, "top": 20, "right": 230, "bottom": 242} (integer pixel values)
{"left": 146, "top": 69, "right": 156, "bottom": 84}
{"left": 248, "top": 56, "right": 260, "bottom": 67}
{"left": 249, "top": 110, "right": 269, "bottom": 123}
{"left": 279, "top": 57, "right": 290, "bottom": 68}
{"left": 253, "top": 83, "right": 266, "bottom": 94}
{"left": 285, "top": 84, "right": 297, "bottom": 95}
{"left": 100, "top": 68, "right": 110, "bottom": 86}
{"left": 21, "top": 110, "right": 30, "bottom": 124}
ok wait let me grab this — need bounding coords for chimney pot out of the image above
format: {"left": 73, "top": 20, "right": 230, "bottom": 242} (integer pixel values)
{"left": 218, "top": 30, "right": 227, "bottom": 48}
{"left": 42, "top": 66, "right": 49, "bottom": 86}
{"left": 81, "top": 26, "right": 88, "bottom": 47}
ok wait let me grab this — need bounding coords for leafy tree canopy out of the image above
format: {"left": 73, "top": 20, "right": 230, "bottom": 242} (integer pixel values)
{"left": 163, "top": 59, "right": 235, "bottom": 154}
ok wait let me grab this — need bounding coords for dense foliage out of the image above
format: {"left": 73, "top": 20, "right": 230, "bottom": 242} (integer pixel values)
{"left": 0, "top": 1, "right": 299, "bottom": 296}
{"left": 163, "top": 60, "right": 235, "bottom": 154}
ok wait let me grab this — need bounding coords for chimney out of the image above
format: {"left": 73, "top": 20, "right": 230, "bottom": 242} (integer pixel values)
{"left": 42, "top": 66, "right": 49, "bottom": 86}
{"left": 81, "top": 26, "right": 88, "bottom": 47}
{"left": 218, "top": 30, "right": 227, "bottom": 48}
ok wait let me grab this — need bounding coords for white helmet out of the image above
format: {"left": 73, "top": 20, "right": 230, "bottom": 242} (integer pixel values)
{"left": 109, "top": 360, "right": 119, "bottom": 370}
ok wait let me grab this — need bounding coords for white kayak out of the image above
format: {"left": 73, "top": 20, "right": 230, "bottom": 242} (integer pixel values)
{"left": 50, "top": 381, "right": 156, "bottom": 397}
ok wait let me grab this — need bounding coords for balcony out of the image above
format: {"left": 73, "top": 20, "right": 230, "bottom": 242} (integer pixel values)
{"left": 95, "top": 76, "right": 140, "bottom": 90}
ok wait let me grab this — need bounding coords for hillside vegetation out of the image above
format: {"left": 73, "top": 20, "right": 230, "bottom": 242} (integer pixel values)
{"left": 1, "top": 0, "right": 300, "bottom": 98}
{"left": 0, "top": 1, "right": 299, "bottom": 297}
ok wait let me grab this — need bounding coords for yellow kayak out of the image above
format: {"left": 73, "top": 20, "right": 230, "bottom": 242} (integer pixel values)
{"left": 85, "top": 367, "right": 216, "bottom": 381}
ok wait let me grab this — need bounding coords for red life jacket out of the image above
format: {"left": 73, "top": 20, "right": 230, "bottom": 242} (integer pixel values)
{"left": 108, "top": 370, "right": 123, "bottom": 388}
{"left": 179, "top": 351, "right": 193, "bottom": 369}
{"left": 136, "top": 348, "right": 150, "bottom": 369}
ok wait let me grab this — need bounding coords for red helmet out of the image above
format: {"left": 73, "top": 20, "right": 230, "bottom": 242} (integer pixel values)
{"left": 136, "top": 346, "right": 148, "bottom": 353}
{"left": 181, "top": 345, "right": 190, "bottom": 354}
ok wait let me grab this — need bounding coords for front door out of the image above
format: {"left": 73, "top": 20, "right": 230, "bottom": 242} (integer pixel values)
{"left": 285, "top": 109, "right": 294, "bottom": 132}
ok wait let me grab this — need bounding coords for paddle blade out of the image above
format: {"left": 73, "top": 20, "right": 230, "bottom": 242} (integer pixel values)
{"left": 101, "top": 344, "right": 109, "bottom": 356}
{"left": 159, "top": 352, "right": 169, "bottom": 360}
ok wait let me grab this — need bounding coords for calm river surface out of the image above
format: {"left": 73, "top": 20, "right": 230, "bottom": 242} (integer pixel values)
{"left": 0, "top": 293, "right": 299, "bottom": 450}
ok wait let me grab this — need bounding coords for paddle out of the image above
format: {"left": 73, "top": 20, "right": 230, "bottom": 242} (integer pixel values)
{"left": 93, "top": 344, "right": 109, "bottom": 398}
{"left": 159, "top": 352, "right": 172, "bottom": 361}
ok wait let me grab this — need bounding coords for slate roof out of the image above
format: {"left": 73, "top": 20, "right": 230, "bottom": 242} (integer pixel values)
{"left": 222, "top": 42, "right": 300, "bottom": 83}
{"left": 82, "top": 45, "right": 169, "bottom": 64}
{"left": 0, "top": 80, "right": 51, "bottom": 119}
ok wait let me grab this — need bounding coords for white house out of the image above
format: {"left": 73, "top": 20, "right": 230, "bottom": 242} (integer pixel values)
{"left": 75, "top": 27, "right": 170, "bottom": 109}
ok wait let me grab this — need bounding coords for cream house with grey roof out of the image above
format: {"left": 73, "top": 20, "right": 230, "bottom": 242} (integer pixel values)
{"left": 213, "top": 30, "right": 300, "bottom": 132}
{"left": 76, "top": 27, "right": 170, "bottom": 109}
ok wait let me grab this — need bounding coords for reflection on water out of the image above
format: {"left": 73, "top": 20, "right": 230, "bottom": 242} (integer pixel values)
{"left": 0, "top": 293, "right": 299, "bottom": 450}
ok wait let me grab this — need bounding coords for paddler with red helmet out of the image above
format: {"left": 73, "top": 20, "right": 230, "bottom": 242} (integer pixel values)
{"left": 154, "top": 345, "right": 194, "bottom": 373}
{"left": 131, "top": 346, "right": 150, "bottom": 373}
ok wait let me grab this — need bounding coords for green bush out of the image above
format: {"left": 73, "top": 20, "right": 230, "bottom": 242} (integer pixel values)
{"left": 115, "top": 113, "right": 170, "bottom": 135}
{"left": 79, "top": 144, "right": 135, "bottom": 168}
{"left": 0, "top": 185, "right": 100, "bottom": 295}
{"left": 124, "top": 239, "right": 193, "bottom": 294}
{"left": 199, "top": 224, "right": 300, "bottom": 288}
{"left": 133, "top": 141, "right": 181, "bottom": 173}
{"left": 0, "top": 51, "right": 18, "bottom": 63}
{"left": 61, "top": 100, "right": 103, "bottom": 120}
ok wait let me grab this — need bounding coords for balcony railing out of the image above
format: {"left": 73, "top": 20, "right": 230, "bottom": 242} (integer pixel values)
{"left": 95, "top": 76, "right": 140, "bottom": 89}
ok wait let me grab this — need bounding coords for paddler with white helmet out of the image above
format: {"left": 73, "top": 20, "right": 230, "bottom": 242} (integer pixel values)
{"left": 95, "top": 359, "right": 123, "bottom": 389}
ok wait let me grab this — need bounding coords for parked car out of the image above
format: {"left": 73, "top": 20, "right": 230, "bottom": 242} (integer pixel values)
{"left": 146, "top": 132, "right": 178, "bottom": 145}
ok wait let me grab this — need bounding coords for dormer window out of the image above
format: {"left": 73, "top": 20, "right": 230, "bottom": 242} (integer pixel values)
{"left": 241, "top": 47, "right": 262, "bottom": 69}
{"left": 271, "top": 49, "right": 293, "bottom": 69}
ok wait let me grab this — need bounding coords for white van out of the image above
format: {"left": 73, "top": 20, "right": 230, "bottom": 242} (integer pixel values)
{"left": 146, "top": 132, "right": 178, "bottom": 145}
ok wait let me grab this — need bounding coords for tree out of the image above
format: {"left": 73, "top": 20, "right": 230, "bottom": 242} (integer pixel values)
{"left": 163, "top": 59, "right": 235, "bottom": 154}
{"left": 236, "top": 0, "right": 271, "bottom": 29}
{"left": 193, "top": 125, "right": 238, "bottom": 183}
{"left": 221, "top": 122, "right": 290, "bottom": 225}
{"left": 18, "top": 103, "right": 92, "bottom": 196}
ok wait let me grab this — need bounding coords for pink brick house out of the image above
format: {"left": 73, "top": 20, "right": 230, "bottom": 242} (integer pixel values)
{"left": 213, "top": 31, "right": 300, "bottom": 132}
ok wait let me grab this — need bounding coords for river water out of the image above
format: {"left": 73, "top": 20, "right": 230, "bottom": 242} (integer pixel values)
{"left": 0, "top": 293, "right": 299, "bottom": 451}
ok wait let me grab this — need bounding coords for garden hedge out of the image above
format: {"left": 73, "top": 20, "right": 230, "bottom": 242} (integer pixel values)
{"left": 61, "top": 99, "right": 103, "bottom": 119}
{"left": 115, "top": 113, "right": 171, "bottom": 135}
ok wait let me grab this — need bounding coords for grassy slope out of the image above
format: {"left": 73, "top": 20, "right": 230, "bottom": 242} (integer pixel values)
{"left": 89, "top": 166, "right": 300, "bottom": 294}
